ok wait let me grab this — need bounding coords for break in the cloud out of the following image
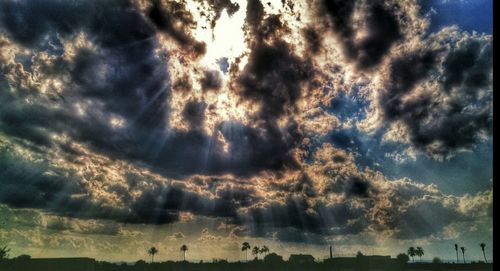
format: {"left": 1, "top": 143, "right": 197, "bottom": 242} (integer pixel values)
{"left": 0, "top": 0, "right": 492, "bottom": 261}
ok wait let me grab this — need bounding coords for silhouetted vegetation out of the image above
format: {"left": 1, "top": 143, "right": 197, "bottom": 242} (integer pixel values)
{"left": 252, "top": 246, "right": 259, "bottom": 260}
{"left": 432, "top": 257, "right": 442, "bottom": 264}
{"left": 0, "top": 245, "right": 493, "bottom": 271}
{"left": 180, "top": 245, "right": 188, "bottom": 262}
{"left": 407, "top": 247, "right": 416, "bottom": 262}
{"left": 148, "top": 247, "right": 158, "bottom": 263}
{"left": 263, "top": 253, "right": 284, "bottom": 265}
{"left": 0, "top": 255, "right": 493, "bottom": 271}
{"left": 0, "top": 245, "right": 10, "bottom": 260}
{"left": 415, "top": 247, "right": 424, "bottom": 262}
{"left": 260, "top": 245, "right": 269, "bottom": 257}
{"left": 480, "top": 243, "right": 487, "bottom": 263}
{"left": 241, "top": 242, "right": 250, "bottom": 262}
{"left": 396, "top": 253, "right": 410, "bottom": 264}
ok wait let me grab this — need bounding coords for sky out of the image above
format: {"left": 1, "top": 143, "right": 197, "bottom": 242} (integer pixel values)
{"left": 0, "top": 0, "right": 493, "bottom": 263}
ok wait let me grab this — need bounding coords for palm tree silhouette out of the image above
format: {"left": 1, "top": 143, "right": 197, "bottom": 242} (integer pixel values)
{"left": 460, "top": 247, "right": 466, "bottom": 264}
{"left": 454, "top": 244, "right": 459, "bottom": 263}
{"left": 180, "top": 244, "right": 188, "bottom": 261}
{"left": 415, "top": 247, "right": 424, "bottom": 262}
{"left": 407, "top": 247, "right": 416, "bottom": 263}
{"left": 242, "top": 242, "right": 251, "bottom": 262}
{"left": 148, "top": 247, "right": 158, "bottom": 263}
{"left": 252, "top": 246, "right": 260, "bottom": 260}
{"left": 480, "top": 243, "right": 487, "bottom": 263}
{"left": 260, "top": 245, "right": 269, "bottom": 257}
{"left": 0, "top": 245, "right": 10, "bottom": 259}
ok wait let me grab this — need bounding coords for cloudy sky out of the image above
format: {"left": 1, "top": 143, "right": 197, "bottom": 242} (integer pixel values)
{"left": 0, "top": 0, "right": 492, "bottom": 263}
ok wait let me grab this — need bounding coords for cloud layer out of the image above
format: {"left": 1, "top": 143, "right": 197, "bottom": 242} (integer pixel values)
{"left": 0, "top": 0, "right": 492, "bottom": 250}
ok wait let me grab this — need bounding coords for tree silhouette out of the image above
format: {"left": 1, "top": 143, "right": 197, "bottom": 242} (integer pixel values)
{"left": 432, "top": 257, "right": 442, "bottom": 264}
{"left": 480, "top": 243, "right": 487, "bottom": 263}
{"left": 0, "top": 246, "right": 10, "bottom": 259}
{"left": 252, "top": 246, "right": 260, "bottom": 260}
{"left": 180, "top": 244, "right": 188, "bottom": 261}
{"left": 415, "top": 247, "right": 424, "bottom": 262}
{"left": 263, "top": 252, "right": 284, "bottom": 264}
{"left": 241, "top": 242, "right": 251, "bottom": 262}
{"left": 407, "top": 247, "right": 416, "bottom": 263}
{"left": 396, "top": 253, "right": 410, "bottom": 264}
{"left": 454, "top": 244, "right": 459, "bottom": 263}
{"left": 260, "top": 245, "right": 269, "bottom": 256}
{"left": 356, "top": 251, "right": 364, "bottom": 258}
{"left": 460, "top": 246, "right": 466, "bottom": 264}
{"left": 148, "top": 247, "right": 158, "bottom": 263}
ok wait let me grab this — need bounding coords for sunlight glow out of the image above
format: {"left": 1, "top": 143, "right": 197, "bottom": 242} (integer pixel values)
{"left": 197, "top": 0, "right": 248, "bottom": 71}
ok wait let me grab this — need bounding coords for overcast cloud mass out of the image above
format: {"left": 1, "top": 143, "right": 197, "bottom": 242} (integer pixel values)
{"left": 0, "top": 0, "right": 492, "bottom": 262}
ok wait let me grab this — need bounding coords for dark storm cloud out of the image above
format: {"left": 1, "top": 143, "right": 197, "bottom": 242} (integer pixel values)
{"left": 207, "top": 7, "right": 319, "bottom": 175}
{"left": 240, "top": 7, "right": 307, "bottom": 121}
{"left": 380, "top": 35, "right": 493, "bottom": 158}
{"left": 200, "top": 70, "right": 223, "bottom": 91}
{"left": 0, "top": 1, "right": 158, "bottom": 51}
{"left": 237, "top": 40, "right": 313, "bottom": 120}
{"left": 441, "top": 39, "right": 492, "bottom": 92}
{"left": 182, "top": 100, "right": 207, "bottom": 129}
{"left": 0, "top": 0, "right": 492, "bottom": 245}
{"left": 271, "top": 173, "right": 318, "bottom": 198}
{"left": 216, "top": 121, "right": 302, "bottom": 174}
{"left": 68, "top": 118, "right": 298, "bottom": 178}
{"left": 172, "top": 74, "right": 193, "bottom": 93}
{"left": 0, "top": 138, "right": 480, "bottom": 240}
{"left": 216, "top": 185, "right": 258, "bottom": 208}
{"left": 345, "top": 176, "right": 372, "bottom": 198}
{"left": 0, "top": 0, "right": 171, "bottom": 157}
{"left": 393, "top": 200, "right": 463, "bottom": 239}
{"left": 205, "top": 0, "right": 240, "bottom": 30}
{"left": 245, "top": 197, "right": 368, "bottom": 241}
{"left": 248, "top": 197, "right": 325, "bottom": 236}
{"left": 69, "top": 45, "right": 170, "bottom": 133}
{"left": 0, "top": 0, "right": 91, "bottom": 47}
{"left": 321, "top": 172, "right": 375, "bottom": 199}
{"left": 254, "top": 14, "right": 290, "bottom": 41}
{"left": 0, "top": 147, "right": 127, "bottom": 221}
{"left": 319, "top": 0, "right": 402, "bottom": 69}
{"left": 0, "top": 147, "right": 261, "bottom": 225}
{"left": 303, "top": 27, "right": 322, "bottom": 55}
{"left": 0, "top": 0, "right": 307, "bottom": 178}
{"left": 0, "top": 87, "right": 87, "bottom": 150}
{"left": 128, "top": 184, "right": 241, "bottom": 224}
{"left": 234, "top": 140, "right": 480, "bottom": 243}
{"left": 147, "top": 0, "right": 206, "bottom": 57}
{"left": 245, "top": 0, "right": 265, "bottom": 32}
{"left": 243, "top": 171, "right": 370, "bottom": 239}
{"left": 81, "top": 119, "right": 302, "bottom": 178}
{"left": 382, "top": 50, "right": 438, "bottom": 120}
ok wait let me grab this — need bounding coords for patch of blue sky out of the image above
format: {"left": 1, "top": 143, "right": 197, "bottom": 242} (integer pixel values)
{"left": 326, "top": 125, "right": 492, "bottom": 195}
{"left": 322, "top": 85, "right": 492, "bottom": 196}
{"left": 421, "top": 0, "right": 492, "bottom": 34}
{"left": 382, "top": 140, "right": 492, "bottom": 195}
{"left": 326, "top": 85, "right": 370, "bottom": 123}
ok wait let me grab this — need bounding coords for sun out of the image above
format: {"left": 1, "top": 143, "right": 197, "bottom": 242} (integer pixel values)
{"left": 189, "top": 0, "right": 249, "bottom": 73}
{"left": 163, "top": 0, "right": 253, "bottom": 134}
